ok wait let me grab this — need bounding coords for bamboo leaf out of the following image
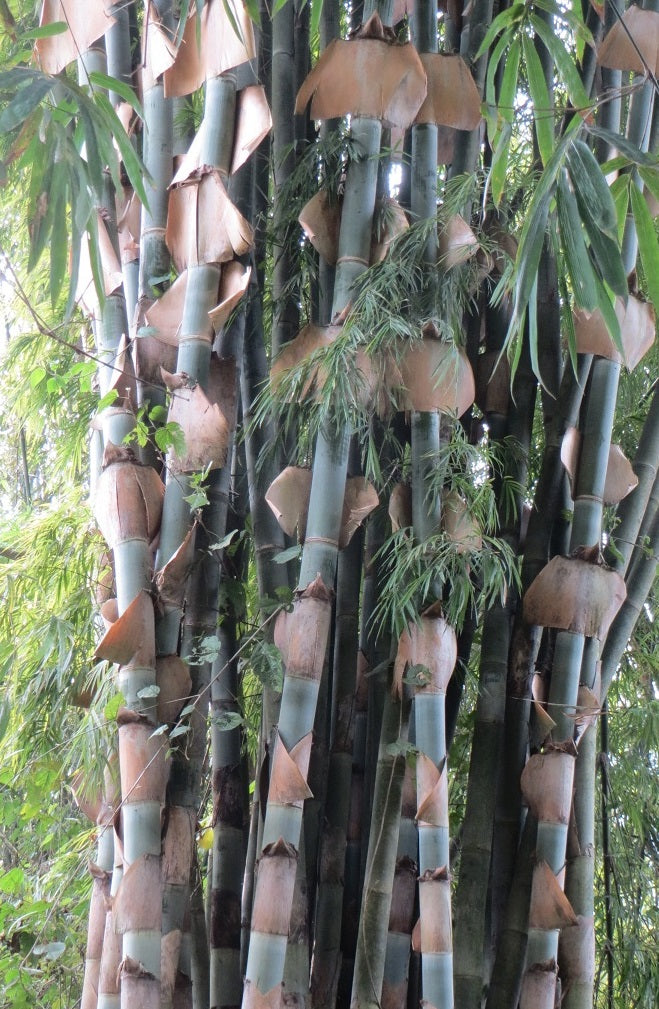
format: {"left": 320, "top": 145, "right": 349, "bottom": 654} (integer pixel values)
{"left": 586, "top": 126, "right": 658, "bottom": 167}
{"left": 86, "top": 213, "right": 106, "bottom": 311}
{"left": 531, "top": 0, "right": 594, "bottom": 49}
{"left": 221, "top": 0, "right": 246, "bottom": 48}
{"left": 485, "top": 31, "right": 514, "bottom": 121}
{"left": 508, "top": 129, "right": 577, "bottom": 335}
{"left": 93, "top": 93, "right": 150, "bottom": 208}
{"left": 49, "top": 183, "right": 68, "bottom": 308}
{"left": 65, "top": 228, "right": 81, "bottom": 321}
{"left": 27, "top": 162, "right": 54, "bottom": 272}
{"left": 489, "top": 38, "right": 520, "bottom": 206}
{"left": 0, "top": 698, "right": 9, "bottom": 745}
{"left": 499, "top": 38, "right": 521, "bottom": 126}
{"left": 20, "top": 22, "right": 67, "bottom": 40}
{"left": 529, "top": 13, "right": 591, "bottom": 113}
{"left": 522, "top": 33, "right": 554, "bottom": 166}
{"left": 0, "top": 67, "right": 42, "bottom": 90}
{"left": 243, "top": 0, "right": 261, "bottom": 26}
{"left": 310, "top": 0, "right": 323, "bottom": 36}
{"left": 490, "top": 120, "right": 512, "bottom": 208}
{"left": 556, "top": 170, "right": 598, "bottom": 311}
{"left": 578, "top": 199, "right": 628, "bottom": 298}
{"left": 566, "top": 138, "right": 618, "bottom": 236}
{"left": 593, "top": 274, "right": 623, "bottom": 356}
{"left": 630, "top": 183, "right": 659, "bottom": 311}
{"left": 609, "top": 173, "right": 630, "bottom": 244}
{"left": 173, "top": 0, "right": 191, "bottom": 47}
{"left": 638, "top": 166, "right": 659, "bottom": 203}
{"left": 474, "top": 3, "right": 526, "bottom": 61}
{"left": 527, "top": 272, "right": 541, "bottom": 385}
{"left": 511, "top": 191, "right": 550, "bottom": 336}
{"left": 77, "top": 104, "right": 103, "bottom": 198}
{"left": 560, "top": 274, "right": 579, "bottom": 374}
{"left": 88, "top": 71, "right": 143, "bottom": 119}
{"left": 0, "top": 78, "right": 51, "bottom": 132}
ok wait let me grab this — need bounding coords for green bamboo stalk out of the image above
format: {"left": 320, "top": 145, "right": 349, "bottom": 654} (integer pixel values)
{"left": 189, "top": 857, "right": 210, "bottom": 1009}
{"left": 242, "top": 98, "right": 383, "bottom": 1009}
{"left": 485, "top": 814, "right": 537, "bottom": 1009}
{"left": 341, "top": 629, "right": 371, "bottom": 998}
{"left": 294, "top": 0, "right": 310, "bottom": 148}
{"left": 81, "top": 778, "right": 116, "bottom": 1009}
{"left": 137, "top": 0, "right": 173, "bottom": 309}
{"left": 78, "top": 43, "right": 134, "bottom": 1009}
{"left": 594, "top": 0, "right": 622, "bottom": 163}
{"left": 599, "top": 702, "right": 614, "bottom": 1009}
{"left": 210, "top": 618, "right": 245, "bottom": 1009}
{"left": 453, "top": 601, "right": 508, "bottom": 1006}
{"left": 606, "top": 389, "right": 659, "bottom": 574}
{"left": 133, "top": 7, "right": 173, "bottom": 471}
{"left": 359, "top": 489, "right": 394, "bottom": 893}
{"left": 106, "top": 3, "right": 139, "bottom": 320}
{"left": 271, "top": 0, "right": 299, "bottom": 359}
{"left": 575, "top": 5, "right": 605, "bottom": 99}
{"left": 409, "top": 415, "right": 455, "bottom": 1009}
{"left": 560, "top": 641, "right": 598, "bottom": 1009}
{"left": 80, "top": 38, "right": 167, "bottom": 1009}
{"left": 97, "top": 824, "right": 124, "bottom": 1009}
{"left": 240, "top": 289, "right": 288, "bottom": 693}
{"left": 303, "top": 616, "right": 331, "bottom": 933}
{"left": 455, "top": 333, "right": 536, "bottom": 1007}
{"left": 317, "top": 0, "right": 340, "bottom": 323}
{"left": 561, "top": 393, "right": 659, "bottom": 1007}
{"left": 494, "top": 353, "right": 591, "bottom": 946}
{"left": 310, "top": 524, "right": 364, "bottom": 1008}
{"left": 203, "top": 452, "right": 247, "bottom": 1009}
{"left": 619, "top": 4, "right": 656, "bottom": 274}
{"left": 550, "top": 357, "right": 620, "bottom": 733}
{"left": 450, "top": 0, "right": 495, "bottom": 179}
{"left": 407, "top": 8, "right": 452, "bottom": 1000}
{"left": 350, "top": 676, "right": 412, "bottom": 1009}
{"left": 78, "top": 50, "right": 132, "bottom": 447}
{"left": 523, "top": 354, "right": 621, "bottom": 1005}
{"left": 553, "top": 62, "right": 654, "bottom": 1001}
{"left": 601, "top": 491, "right": 658, "bottom": 698}
{"left": 283, "top": 833, "right": 310, "bottom": 1007}
{"left": 380, "top": 763, "right": 417, "bottom": 1009}
{"left": 154, "top": 71, "right": 238, "bottom": 657}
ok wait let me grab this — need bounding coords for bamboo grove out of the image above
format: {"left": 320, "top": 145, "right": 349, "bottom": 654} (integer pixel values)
{"left": 0, "top": 1, "right": 657, "bottom": 1009}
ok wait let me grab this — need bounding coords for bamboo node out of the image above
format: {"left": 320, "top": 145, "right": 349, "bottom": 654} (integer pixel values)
{"left": 261, "top": 837, "right": 298, "bottom": 860}
{"left": 419, "top": 865, "right": 449, "bottom": 882}
{"left": 119, "top": 955, "right": 155, "bottom": 980}
{"left": 116, "top": 706, "right": 155, "bottom": 728}
{"left": 88, "top": 862, "right": 111, "bottom": 882}
{"left": 298, "top": 574, "right": 334, "bottom": 602}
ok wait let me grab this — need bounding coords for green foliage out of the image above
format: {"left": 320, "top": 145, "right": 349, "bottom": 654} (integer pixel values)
{"left": 597, "top": 625, "right": 659, "bottom": 1009}
{"left": 0, "top": 764, "right": 90, "bottom": 1009}
{"left": 0, "top": 2, "right": 657, "bottom": 1006}
{"left": 0, "top": 32, "right": 148, "bottom": 311}
{"left": 373, "top": 526, "right": 519, "bottom": 636}
{"left": 258, "top": 174, "right": 486, "bottom": 441}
